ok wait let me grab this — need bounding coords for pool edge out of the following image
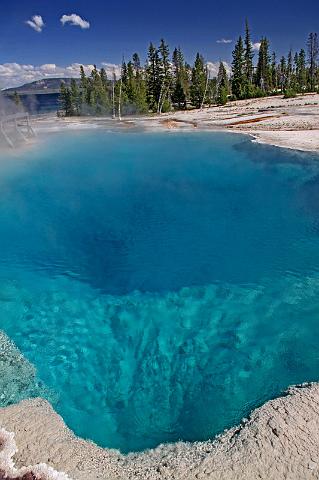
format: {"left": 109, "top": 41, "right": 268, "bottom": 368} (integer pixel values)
{"left": 0, "top": 381, "right": 318, "bottom": 479}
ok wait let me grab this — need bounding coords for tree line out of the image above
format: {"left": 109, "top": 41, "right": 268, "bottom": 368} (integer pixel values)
{"left": 59, "top": 23, "right": 319, "bottom": 117}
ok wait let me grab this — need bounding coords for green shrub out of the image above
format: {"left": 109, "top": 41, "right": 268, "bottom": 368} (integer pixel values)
{"left": 284, "top": 88, "right": 297, "bottom": 98}
{"left": 217, "top": 86, "right": 228, "bottom": 105}
{"left": 252, "top": 86, "right": 266, "bottom": 98}
{"left": 161, "top": 99, "right": 172, "bottom": 113}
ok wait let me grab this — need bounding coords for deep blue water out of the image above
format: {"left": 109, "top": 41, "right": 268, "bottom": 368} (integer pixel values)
{"left": 1, "top": 131, "right": 319, "bottom": 452}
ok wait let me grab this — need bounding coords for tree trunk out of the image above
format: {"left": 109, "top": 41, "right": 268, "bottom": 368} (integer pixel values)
{"left": 118, "top": 76, "right": 122, "bottom": 121}
{"left": 201, "top": 67, "right": 209, "bottom": 110}
{"left": 112, "top": 70, "right": 116, "bottom": 120}
{"left": 157, "top": 81, "right": 165, "bottom": 114}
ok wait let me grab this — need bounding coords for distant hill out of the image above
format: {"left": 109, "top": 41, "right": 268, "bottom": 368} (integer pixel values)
{"left": 3, "top": 78, "right": 80, "bottom": 95}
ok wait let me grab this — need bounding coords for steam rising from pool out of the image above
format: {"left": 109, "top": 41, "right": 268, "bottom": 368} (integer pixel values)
{"left": 0, "top": 130, "right": 319, "bottom": 452}
{"left": 0, "top": 93, "right": 23, "bottom": 115}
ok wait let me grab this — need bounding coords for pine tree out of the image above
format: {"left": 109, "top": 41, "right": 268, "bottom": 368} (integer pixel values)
{"left": 111, "top": 68, "right": 116, "bottom": 118}
{"left": 286, "top": 49, "right": 293, "bottom": 88}
{"left": 216, "top": 61, "right": 229, "bottom": 105}
{"left": 59, "top": 82, "right": 72, "bottom": 116}
{"left": 125, "top": 61, "right": 135, "bottom": 102}
{"left": 134, "top": 72, "right": 148, "bottom": 113}
{"left": 256, "top": 38, "right": 271, "bottom": 92}
{"left": 146, "top": 43, "right": 162, "bottom": 111}
{"left": 121, "top": 61, "right": 128, "bottom": 87}
{"left": 172, "top": 47, "right": 187, "bottom": 108}
{"left": 294, "top": 52, "right": 299, "bottom": 89}
{"left": 131, "top": 53, "right": 148, "bottom": 113}
{"left": 77, "top": 65, "right": 111, "bottom": 115}
{"left": 296, "top": 49, "right": 307, "bottom": 92}
{"left": 217, "top": 86, "right": 228, "bottom": 105}
{"left": 100, "top": 68, "right": 108, "bottom": 89}
{"left": 279, "top": 56, "right": 287, "bottom": 93}
{"left": 244, "top": 20, "right": 254, "bottom": 84}
{"left": 119, "top": 54, "right": 148, "bottom": 114}
{"left": 118, "top": 59, "right": 129, "bottom": 114}
{"left": 80, "top": 65, "right": 89, "bottom": 106}
{"left": 132, "top": 53, "right": 141, "bottom": 71}
{"left": 270, "top": 52, "right": 278, "bottom": 92}
{"left": 231, "top": 36, "right": 246, "bottom": 99}
{"left": 90, "top": 65, "right": 109, "bottom": 114}
{"left": 158, "top": 39, "right": 172, "bottom": 112}
{"left": 283, "top": 50, "right": 298, "bottom": 97}
{"left": 118, "top": 62, "right": 123, "bottom": 120}
{"left": 206, "top": 77, "right": 217, "bottom": 106}
{"left": 307, "top": 32, "right": 318, "bottom": 91}
{"left": 190, "top": 53, "right": 206, "bottom": 108}
{"left": 172, "top": 81, "right": 186, "bottom": 108}
{"left": 70, "top": 79, "right": 80, "bottom": 115}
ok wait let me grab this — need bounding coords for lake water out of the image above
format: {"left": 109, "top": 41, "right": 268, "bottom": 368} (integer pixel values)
{"left": 1, "top": 130, "right": 319, "bottom": 452}
{"left": 23, "top": 93, "right": 60, "bottom": 114}
{"left": 3, "top": 93, "right": 60, "bottom": 114}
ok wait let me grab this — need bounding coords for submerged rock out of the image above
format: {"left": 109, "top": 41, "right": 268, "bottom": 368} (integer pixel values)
{"left": 0, "top": 331, "right": 51, "bottom": 407}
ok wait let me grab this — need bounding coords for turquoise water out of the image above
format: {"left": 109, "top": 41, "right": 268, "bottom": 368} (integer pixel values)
{"left": 1, "top": 131, "right": 319, "bottom": 452}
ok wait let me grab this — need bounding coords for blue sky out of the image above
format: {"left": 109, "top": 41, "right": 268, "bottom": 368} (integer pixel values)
{"left": 0, "top": 0, "right": 318, "bottom": 88}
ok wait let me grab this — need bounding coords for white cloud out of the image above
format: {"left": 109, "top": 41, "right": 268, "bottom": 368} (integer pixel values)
{"left": 60, "top": 14, "right": 90, "bottom": 29}
{"left": 101, "top": 62, "right": 121, "bottom": 78}
{"left": 206, "top": 61, "right": 231, "bottom": 77}
{"left": 252, "top": 42, "right": 261, "bottom": 51}
{"left": 26, "top": 15, "right": 44, "bottom": 33}
{"left": 40, "top": 64, "right": 57, "bottom": 72}
{"left": 0, "top": 62, "right": 121, "bottom": 90}
{"left": 216, "top": 38, "right": 232, "bottom": 44}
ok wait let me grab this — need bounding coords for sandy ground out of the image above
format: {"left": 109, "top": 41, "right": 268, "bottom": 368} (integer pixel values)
{"left": 32, "top": 92, "right": 319, "bottom": 153}
{"left": 0, "top": 383, "right": 319, "bottom": 480}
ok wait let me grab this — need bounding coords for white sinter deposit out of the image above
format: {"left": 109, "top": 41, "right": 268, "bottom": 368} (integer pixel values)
{"left": 0, "top": 427, "right": 70, "bottom": 479}
{"left": 1, "top": 383, "right": 319, "bottom": 479}
{"left": 33, "top": 93, "right": 319, "bottom": 153}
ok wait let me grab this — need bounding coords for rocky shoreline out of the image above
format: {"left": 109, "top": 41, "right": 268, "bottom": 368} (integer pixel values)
{"left": 1, "top": 382, "right": 319, "bottom": 479}
{"left": 32, "top": 92, "right": 319, "bottom": 154}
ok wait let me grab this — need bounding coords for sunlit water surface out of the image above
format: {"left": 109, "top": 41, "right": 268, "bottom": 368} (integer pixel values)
{"left": 1, "top": 131, "right": 319, "bottom": 452}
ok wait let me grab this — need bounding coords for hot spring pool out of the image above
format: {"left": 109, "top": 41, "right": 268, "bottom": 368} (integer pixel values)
{"left": 1, "top": 130, "right": 319, "bottom": 452}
